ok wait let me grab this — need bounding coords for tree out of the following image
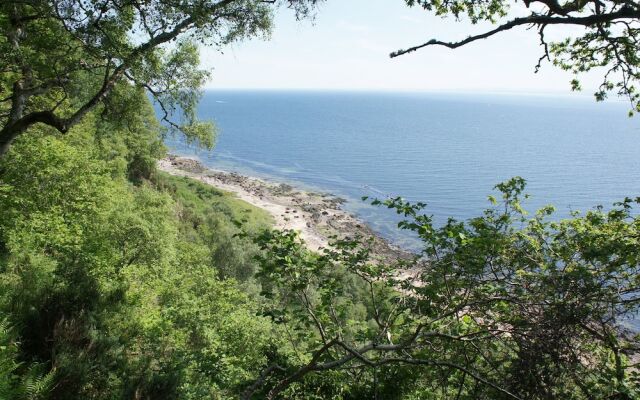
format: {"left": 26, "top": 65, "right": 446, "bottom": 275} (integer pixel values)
{"left": 0, "top": 113, "right": 292, "bottom": 398}
{"left": 245, "top": 179, "right": 640, "bottom": 399}
{"left": 395, "top": 0, "right": 640, "bottom": 114}
{"left": 0, "top": 0, "right": 320, "bottom": 157}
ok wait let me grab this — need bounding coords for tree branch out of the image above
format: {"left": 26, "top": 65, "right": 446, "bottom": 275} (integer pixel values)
{"left": 390, "top": 8, "right": 640, "bottom": 58}
{"left": 0, "top": 0, "right": 239, "bottom": 157}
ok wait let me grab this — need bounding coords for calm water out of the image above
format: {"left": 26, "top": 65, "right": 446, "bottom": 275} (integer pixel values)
{"left": 166, "top": 90, "right": 640, "bottom": 249}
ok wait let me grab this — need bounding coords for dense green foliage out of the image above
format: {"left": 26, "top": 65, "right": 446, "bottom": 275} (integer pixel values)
{"left": 0, "top": 90, "right": 405, "bottom": 398}
{"left": 2, "top": 1, "right": 640, "bottom": 399}
{"left": 0, "top": 77, "right": 408, "bottom": 397}
{"left": 1, "top": 100, "right": 638, "bottom": 399}
{"left": 0, "top": 318, "right": 56, "bottom": 400}
{"left": 0, "top": 93, "right": 288, "bottom": 398}
{"left": 245, "top": 180, "right": 640, "bottom": 399}
{"left": 0, "top": 74, "right": 639, "bottom": 400}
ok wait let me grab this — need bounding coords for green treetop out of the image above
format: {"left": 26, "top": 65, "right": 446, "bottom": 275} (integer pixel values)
{"left": 0, "top": 0, "right": 320, "bottom": 157}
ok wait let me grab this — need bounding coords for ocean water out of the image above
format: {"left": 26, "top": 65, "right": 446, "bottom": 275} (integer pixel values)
{"left": 165, "top": 90, "right": 640, "bottom": 249}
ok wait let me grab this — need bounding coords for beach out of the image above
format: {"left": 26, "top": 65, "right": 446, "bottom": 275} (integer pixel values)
{"left": 158, "top": 155, "right": 409, "bottom": 261}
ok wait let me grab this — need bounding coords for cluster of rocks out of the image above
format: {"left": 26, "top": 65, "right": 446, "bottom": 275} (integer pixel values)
{"left": 271, "top": 183, "right": 294, "bottom": 196}
{"left": 167, "top": 155, "right": 206, "bottom": 173}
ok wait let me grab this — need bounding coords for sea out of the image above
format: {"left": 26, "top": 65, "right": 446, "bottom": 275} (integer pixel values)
{"left": 165, "top": 90, "right": 640, "bottom": 250}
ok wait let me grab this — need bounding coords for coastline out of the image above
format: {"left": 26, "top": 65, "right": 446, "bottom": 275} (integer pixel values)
{"left": 158, "top": 155, "right": 409, "bottom": 261}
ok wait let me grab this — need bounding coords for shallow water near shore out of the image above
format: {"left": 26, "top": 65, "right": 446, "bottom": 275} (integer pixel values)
{"left": 165, "top": 90, "right": 640, "bottom": 250}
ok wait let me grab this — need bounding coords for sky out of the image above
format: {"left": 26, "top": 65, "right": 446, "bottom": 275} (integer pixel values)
{"left": 200, "top": 0, "right": 605, "bottom": 94}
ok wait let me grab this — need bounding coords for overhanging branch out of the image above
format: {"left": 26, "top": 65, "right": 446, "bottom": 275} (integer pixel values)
{"left": 0, "top": 0, "right": 240, "bottom": 157}
{"left": 390, "top": 8, "right": 640, "bottom": 58}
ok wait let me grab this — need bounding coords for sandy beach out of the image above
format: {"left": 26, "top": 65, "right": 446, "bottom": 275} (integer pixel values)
{"left": 158, "top": 155, "right": 408, "bottom": 260}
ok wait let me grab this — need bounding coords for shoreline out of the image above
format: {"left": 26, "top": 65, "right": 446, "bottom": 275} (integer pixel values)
{"left": 158, "top": 155, "right": 410, "bottom": 261}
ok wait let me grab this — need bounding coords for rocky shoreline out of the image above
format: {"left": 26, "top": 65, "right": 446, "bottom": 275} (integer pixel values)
{"left": 158, "top": 155, "right": 410, "bottom": 262}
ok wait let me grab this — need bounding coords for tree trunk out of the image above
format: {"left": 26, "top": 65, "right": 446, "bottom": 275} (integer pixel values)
{"left": 0, "top": 129, "right": 18, "bottom": 157}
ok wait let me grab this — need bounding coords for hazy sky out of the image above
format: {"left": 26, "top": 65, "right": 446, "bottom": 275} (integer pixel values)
{"left": 200, "top": 0, "right": 604, "bottom": 94}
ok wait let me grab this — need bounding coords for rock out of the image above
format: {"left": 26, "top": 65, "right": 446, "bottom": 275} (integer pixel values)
{"left": 169, "top": 157, "right": 206, "bottom": 173}
{"left": 302, "top": 204, "right": 317, "bottom": 213}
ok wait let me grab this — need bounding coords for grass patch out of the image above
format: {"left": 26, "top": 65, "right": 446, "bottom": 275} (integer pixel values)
{"left": 155, "top": 171, "right": 274, "bottom": 233}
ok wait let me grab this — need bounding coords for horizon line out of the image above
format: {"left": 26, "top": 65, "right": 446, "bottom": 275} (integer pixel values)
{"left": 200, "top": 88, "right": 619, "bottom": 101}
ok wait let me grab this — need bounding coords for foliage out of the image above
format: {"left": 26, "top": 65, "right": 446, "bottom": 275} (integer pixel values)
{"left": 2, "top": 96, "right": 638, "bottom": 398}
{"left": 0, "top": 0, "right": 321, "bottom": 156}
{"left": 0, "top": 318, "right": 56, "bottom": 400}
{"left": 156, "top": 172, "right": 272, "bottom": 281}
{"left": 1, "top": 89, "right": 638, "bottom": 399}
{"left": 2, "top": 2, "right": 640, "bottom": 397}
{"left": 0, "top": 93, "right": 292, "bottom": 398}
{"left": 247, "top": 178, "right": 640, "bottom": 399}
